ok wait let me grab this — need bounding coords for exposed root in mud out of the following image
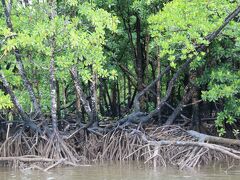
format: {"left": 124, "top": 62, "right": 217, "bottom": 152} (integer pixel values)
{"left": 1, "top": 125, "right": 240, "bottom": 170}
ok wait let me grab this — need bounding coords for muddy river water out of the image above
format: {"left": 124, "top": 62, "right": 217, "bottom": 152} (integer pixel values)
{"left": 0, "top": 162, "right": 240, "bottom": 180}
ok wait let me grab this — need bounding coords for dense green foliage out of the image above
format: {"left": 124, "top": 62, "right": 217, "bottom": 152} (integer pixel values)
{"left": 0, "top": 0, "right": 239, "bottom": 137}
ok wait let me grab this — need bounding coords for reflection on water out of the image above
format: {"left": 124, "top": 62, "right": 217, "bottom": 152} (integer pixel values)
{"left": 1, "top": 162, "right": 240, "bottom": 180}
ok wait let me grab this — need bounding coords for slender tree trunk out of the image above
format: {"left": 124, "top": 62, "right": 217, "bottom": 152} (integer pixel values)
{"left": 75, "top": 88, "right": 82, "bottom": 123}
{"left": 1, "top": 0, "right": 42, "bottom": 117}
{"left": 156, "top": 51, "right": 161, "bottom": 123}
{"left": 111, "top": 81, "right": 118, "bottom": 117}
{"left": 190, "top": 71, "right": 201, "bottom": 131}
{"left": 129, "top": 88, "right": 137, "bottom": 109}
{"left": 56, "top": 80, "right": 61, "bottom": 120}
{"left": 144, "top": 35, "right": 150, "bottom": 111}
{"left": 99, "top": 79, "right": 105, "bottom": 116}
{"left": 49, "top": 0, "right": 58, "bottom": 133}
{"left": 127, "top": 76, "right": 132, "bottom": 108}
{"left": 49, "top": 47, "right": 57, "bottom": 132}
{"left": 144, "top": 34, "right": 150, "bottom": 85}
{"left": 90, "top": 71, "right": 98, "bottom": 124}
{"left": 123, "top": 74, "right": 126, "bottom": 106}
{"left": 150, "top": 60, "right": 157, "bottom": 106}
{"left": 135, "top": 14, "right": 145, "bottom": 110}
{"left": 135, "top": 15, "right": 144, "bottom": 91}
{"left": 70, "top": 66, "right": 93, "bottom": 124}
{"left": 71, "top": 66, "right": 82, "bottom": 123}
{"left": 62, "top": 82, "right": 67, "bottom": 118}
{"left": 104, "top": 80, "right": 113, "bottom": 113}
{"left": 117, "top": 79, "right": 121, "bottom": 117}
{"left": 191, "top": 87, "right": 200, "bottom": 131}
{"left": 102, "top": 80, "right": 110, "bottom": 115}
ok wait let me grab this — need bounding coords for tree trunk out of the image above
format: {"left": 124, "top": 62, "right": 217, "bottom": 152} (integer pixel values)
{"left": 190, "top": 71, "right": 201, "bottom": 131}
{"left": 75, "top": 88, "right": 82, "bottom": 123}
{"left": 123, "top": 74, "right": 126, "bottom": 106}
{"left": 49, "top": 0, "right": 58, "bottom": 133}
{"left": 144, "top": 34, "right": 150, "bottom": 86}
{"left": 62, "top": 82, "right": 67, "bottom": 118}
{"left": 70, "top": 66, "right": 93, "bottom": 123}
{"left": 150, "top": 60, "right": 157, "bottom": 106}
{"left": 90, "top": 71, "right": 98, "bottom": 125}
{"left": 156, "top": 52, "right": 161, "bottom": 123}
{"left": 56, "top": 80, "right": 61, "bottom": 120}
{"left": 111, "top": 81, "right": 118, "bottom": 117}
{"left": 71, "top": 67, "right": 82, "bottom": 123}
{"left": 117, "top": 79, "right": 121, "bottom": 117}
{"left": 127, "top": 76, "right": 132, "bottom": 108}
{"left": 135, "top": 14, "right": 145, "bottom": 110}
{"left": 49, "top": 46, "right": 58, "bottom": 133}
{"left": 99, "top": 79, "right": 105, "bottom": 116}
{"left": 104, "top": 80, "right": 113, "bottom": 113}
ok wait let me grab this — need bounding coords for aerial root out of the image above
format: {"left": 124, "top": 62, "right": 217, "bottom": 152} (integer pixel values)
{"left": 1, "top": 125, "right": 240, "bottom": 170}
{"left": 72, "top": 125, "right": 240, "bottom": 169}
{"left": 0, "top": 130, "right": 82, "bottom": 170}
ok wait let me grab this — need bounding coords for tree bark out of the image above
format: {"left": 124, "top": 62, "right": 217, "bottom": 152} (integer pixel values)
{"left": 135, "top": 14, "right": 145, "bottom": 110}
{"left": 103, "top": 80, "right": 113, "bottom": 113}
{"left": 156, "top": 51, "right": 161, "bottom": 123}
{"left": 117, "top": 79, "right": 121, "bottom": 117}
{"left": 49, "top": 0, "right": 58, "bottom": 133}
{"left": 49, "top": 47, "right": 57, "bottom": 132}
{"left": 56, "top": 80, "right": 62, "bottom": 121}
{"left": 75, "top": 87, "right": 82, "bottom": 123}
{"left": 111, "top": 81, "right": 118, "bottom": 117}
{"left": 190, "top": 71, "right": 201, "bottom": 131}
{"left": 99, "top": 79, "right": 105, "bottom": 116}
{"left": 90, "top": 71, "right": 98, "bottom": 125}
{"left": 127, "top": 76, "right": 132, "bottom": 108}
{"left": 70, "top": 66, "right": 93, "bottom": 124}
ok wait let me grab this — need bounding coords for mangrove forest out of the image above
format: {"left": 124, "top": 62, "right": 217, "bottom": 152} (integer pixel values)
{"left": 0, "top": 0, "right": 240, "bottom": 170}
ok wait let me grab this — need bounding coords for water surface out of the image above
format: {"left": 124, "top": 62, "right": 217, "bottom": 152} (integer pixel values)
{"left": 1, "top": 162, "right": 240, "bottom": 180}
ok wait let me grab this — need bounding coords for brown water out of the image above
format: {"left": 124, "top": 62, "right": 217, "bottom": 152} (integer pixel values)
{"left": 1, "top": 162, "right": 240, "bottom": 180}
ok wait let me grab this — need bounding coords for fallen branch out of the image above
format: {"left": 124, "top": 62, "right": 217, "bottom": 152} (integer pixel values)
{"left": 188, "top": 130, "right": 240, "bottom": 146}
{"left": 0, "top": 156, "right": 56, "bottom": 162}
{"left": 147, "top": 140, "right": 240, "bottom": 160}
